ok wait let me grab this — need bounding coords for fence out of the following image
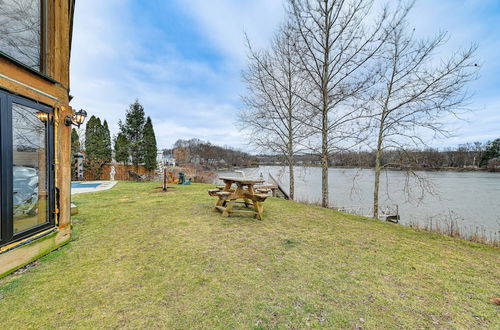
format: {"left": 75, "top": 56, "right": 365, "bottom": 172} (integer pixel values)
{"left": 84, "top": 164, "right": 156, "bottom": 181}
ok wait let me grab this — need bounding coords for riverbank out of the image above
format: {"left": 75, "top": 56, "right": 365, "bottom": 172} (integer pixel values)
{"left": 233, "top": 166, "right": 500, "bottom": 241}
{"left": 0, "top": 182, "right": 498, "bottom": 328}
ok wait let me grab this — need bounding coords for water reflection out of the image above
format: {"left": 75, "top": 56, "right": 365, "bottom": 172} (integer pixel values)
{"left": 0, "top": 0, "right": 42, "bottom": 70}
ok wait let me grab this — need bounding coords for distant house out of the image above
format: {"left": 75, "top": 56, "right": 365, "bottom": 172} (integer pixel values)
{"left": 156, "top": 151, "right": 163, "bottom": 166}
{"left": 74, "top": 153, "right": 85, "bottom": 180}
{"left": 0, "top": 0, "right": 78, "bottom": 277}
{"left": 159, "top": 152, "right": 176, "bottom": 167}
{"left": 488, "top": 157, "right": 500, "bottom": 169}
{"left": 165, "top": 156, "right": 176, "bottom": 167}
{"left": 191, "top": 155, "right": 201, "bottom": 164}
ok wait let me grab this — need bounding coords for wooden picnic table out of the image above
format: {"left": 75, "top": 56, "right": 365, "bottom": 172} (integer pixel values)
{"left": 208, "top": 177, "right": 267, "bottom": 220}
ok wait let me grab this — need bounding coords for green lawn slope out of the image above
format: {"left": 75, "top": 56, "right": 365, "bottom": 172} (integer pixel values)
{"left": 0, "top": 182, "right": 498, "bottom": 328}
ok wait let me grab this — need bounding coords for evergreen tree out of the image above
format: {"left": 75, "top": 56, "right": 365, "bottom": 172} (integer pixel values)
{"left": 114, "top": 132, "right": 129, "bottom": 165}
{"left": 71, "top": 128, "right": 80, "bottom": 154}
{"left": 84, "top": 115, "right": 97, "bottom": 155}
{"left": 143, "top": 116, "right": 157, "bottom": 171}
{"left": 85, "top": 115, "right": 107, "bottom": 179}
{"left": 102, "top": 120, "right": 112, "bottom": 163}
{"left": 85, "top": 115, "right": 97, "bottom": 177}
{"left": 120, "top": 100, "right": 146, "bottom": 166}
{"left": 71, "top": 128, "right": 81, "bottom": 180}
{"left": 479, "top": 138, "right": 500, "bottom": 167}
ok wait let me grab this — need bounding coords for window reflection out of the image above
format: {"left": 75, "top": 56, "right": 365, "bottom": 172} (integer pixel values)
{"left": 12, "top": 103, "right": 48, "bottom": 233}
{"left": 0, "top": 0, "right": 42, "bottom": 71}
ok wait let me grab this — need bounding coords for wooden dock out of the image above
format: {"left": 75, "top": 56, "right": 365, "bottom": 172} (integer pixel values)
{"left": 334, "top": 205, "right": 399, "bottom": 223}
{"left": 267, "top": 174, "right": 290, "bottom": 200}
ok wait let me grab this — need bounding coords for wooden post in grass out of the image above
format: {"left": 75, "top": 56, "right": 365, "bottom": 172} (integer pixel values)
{"left": 163, "top": 168, "right": 167, "bottom": 191}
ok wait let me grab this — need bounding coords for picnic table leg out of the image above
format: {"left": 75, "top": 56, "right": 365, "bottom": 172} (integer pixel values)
{"left": 223, "top": 183, "right": 244, "bottom": 217}
{"left": 222, "top": 180, "right": 234, "bottom": 207}
{"left": 243, "top": 198, "right": 250, "bottom": 208}
{"left": 222, "top": 198, "right": 236, "bottom": 217}
{"left": 253, "top": 201, "right": 264, "bottom": 220}
{"left": 223, "top": 181, "right": 232, "bottom": 191}
{"left": 244, "top": 184, "right": 254, "bottom": 208}
{"left": 213, "top": 195, "right": 226, "bottom": 211}
{"left": 248, "top": 185, "right": 256, "bottom": 194}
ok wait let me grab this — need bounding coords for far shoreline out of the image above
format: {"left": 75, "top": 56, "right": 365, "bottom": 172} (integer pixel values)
{"left": 229, "top": 164, "right": 500, "bottom": 173}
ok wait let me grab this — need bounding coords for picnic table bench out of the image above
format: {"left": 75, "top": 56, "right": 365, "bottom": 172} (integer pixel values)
{"left": 208, "top": 177, "right": 267, "bottom": 220}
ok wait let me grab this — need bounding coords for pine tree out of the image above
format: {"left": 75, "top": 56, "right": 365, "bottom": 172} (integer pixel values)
{"left": 71, "top": 128, "right": 80, "bottom": 155}
{"left": 114, "top": 132, "right": 129, "bottom": 165}
{"left": 84, "top": 115, "right": 97, "bottom": 155}
{"left": 85, "top": 116, "right": 108, "bottom": 179}
{"left": 479, "top": 138, "right": 500, "bottom": 167}
{"left": 143, "top": 116, "right": 157, "bottom": 171}
{"left": 71, "top": 128, "right": 81, "bottom": 180}
{"left": 85, "top": 115, "right": 97, "bottom": 177}
{"left": 102, "top": 120, "right": 112, "bottom": 163}
{"left": 120, "top": 100, "right": 146, "bottom": 166}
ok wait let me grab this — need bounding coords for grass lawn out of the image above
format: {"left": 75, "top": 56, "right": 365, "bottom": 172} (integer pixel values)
{"left": 0, "top": 182, "right": 498, "bottom": 328}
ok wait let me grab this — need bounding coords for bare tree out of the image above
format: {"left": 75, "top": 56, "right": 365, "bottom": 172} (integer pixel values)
{"left": 239, "top": 24, "right": 312, "bottom": 200}
{"left": 287, "top": 0, "right": 390, "bottom": 207}
{"left": 369, "top": 1, "right": 479, "bottom": 218}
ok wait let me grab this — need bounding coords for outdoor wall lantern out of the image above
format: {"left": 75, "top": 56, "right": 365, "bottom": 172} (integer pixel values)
{"left": 65, "top": 109, "right": 87, "bottom": 128}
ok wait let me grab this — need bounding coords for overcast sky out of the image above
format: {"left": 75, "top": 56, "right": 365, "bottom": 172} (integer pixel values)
{"left": 70, "top": 0, "right": 500, "bottom": 151}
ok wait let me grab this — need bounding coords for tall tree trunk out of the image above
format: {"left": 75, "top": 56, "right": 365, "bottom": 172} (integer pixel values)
{"left": 287, "top": 58, "right": 295, "bottom": 201}
{"left": 288, "top": 120, "right": 295, "bottom": 201}
{"left": 289, "top": 159, "right": 295, "bottom": 201}
{"left": 373, "top": 123, "right": 384, "bottom": 218}
{"left": 321, "top": 111, "right": 329, "bottom": 207}
{"left": 320, "top": 0, "right": 330, "bottom": 208}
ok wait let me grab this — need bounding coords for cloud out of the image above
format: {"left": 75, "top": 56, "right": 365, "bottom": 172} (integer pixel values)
{"left": 69, "top": 0, "right": 499, "bottom": 153}
{"left": 70, "top": 0, "right": 260, "bottom": 149}
{"left": 174, "top": 0, "right": 285, "bottom": 63}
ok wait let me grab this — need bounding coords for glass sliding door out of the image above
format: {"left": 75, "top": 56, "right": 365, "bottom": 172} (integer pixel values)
{"left": 0, "top": 90, "right": 54, "bottom": 246}
{"left": 12, "top": 103, "right": 49, "bottom": 233}
{"left": 0, "top": 93, "right": 5, "bottom": 244}
{"left": 0, "top": 92, "right": 7, "bottom": 245}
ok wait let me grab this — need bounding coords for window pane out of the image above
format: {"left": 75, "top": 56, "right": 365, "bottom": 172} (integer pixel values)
{"left": 0, "top": 0, "right": 41, "bottom": 71}
{"left": 12, "top": 103, "right": 48, "bottom": 233}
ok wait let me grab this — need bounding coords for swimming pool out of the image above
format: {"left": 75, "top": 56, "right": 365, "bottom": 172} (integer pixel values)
{"left": 71, "top": 182, "right": 102, "bottom": 189}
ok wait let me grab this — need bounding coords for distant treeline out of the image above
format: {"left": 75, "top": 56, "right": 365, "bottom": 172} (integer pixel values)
{"left": 164, "top": 137, "right": 499, "bottom": 171}
{"left": 258, "top": 139, "right": 500, "bottom": 170}
{"left": 166, "top": 138, "right": 258, "bottom": 168}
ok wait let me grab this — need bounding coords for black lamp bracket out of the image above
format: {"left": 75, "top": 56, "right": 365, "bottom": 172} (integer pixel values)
{"left": 65, "top": 115, "right": 81, "bottom": 128}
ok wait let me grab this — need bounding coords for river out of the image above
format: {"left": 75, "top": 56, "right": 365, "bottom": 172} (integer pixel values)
{"left": 217, "top": 166, "right": 500, "bottom": 238}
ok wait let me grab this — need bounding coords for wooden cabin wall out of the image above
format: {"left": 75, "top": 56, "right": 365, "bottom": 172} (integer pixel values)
{"left": 0, "top": 0, "right": 75, "bottom": 276}
{"left": 0, "top": 0, "right": 74, "bottom": 241}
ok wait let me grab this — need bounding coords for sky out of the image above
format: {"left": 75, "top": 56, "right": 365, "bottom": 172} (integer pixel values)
{"left": 70, "top": 0, "right": 500, "bottom": 151}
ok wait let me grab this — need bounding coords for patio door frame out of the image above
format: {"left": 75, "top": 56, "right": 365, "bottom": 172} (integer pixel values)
{"left": 0, "top": 89, "right": 55, "bottom": 247}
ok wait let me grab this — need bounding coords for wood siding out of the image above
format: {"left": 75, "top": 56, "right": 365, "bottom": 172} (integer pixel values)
{"left": 0, "top": 0, "right": 75, "bottom": 276}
